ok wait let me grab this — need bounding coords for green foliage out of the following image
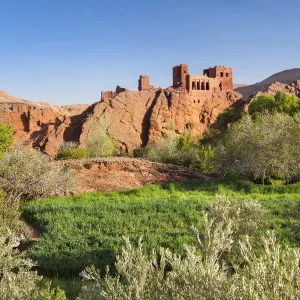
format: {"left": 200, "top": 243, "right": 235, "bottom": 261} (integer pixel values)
{"left": 249, "top": 91, "right": 300, "bottom": 116}
{"left": 214, "top": 112, "right": 300, "bottom": 182}
{"left": 22, "top": 178, "right": 300, "bottom": 280}
{"left": 56, "top": 146, "right": 90, "bottom": 160}
{"left": 0, "top": 233, "right": 67, "bottom": 300}
{"left": 216, "top": 107, "right": 241, "bottom": 129}
{"left": 0, "top": 189, "right": 20, "bottom": 236}
{"left": 86, "top": 116, "right": 115, "bottom": 157}
{"left": 79, "top": 198, "right": 300, "bottom": 299}
{"left": 0, "top": 149, "right": 74, "bottom": 201}
{"left": 141, "top": 133, "right": 215, "bottom": 173}
{"left": 0, "top": 123, "right": 14, "bottom": 158}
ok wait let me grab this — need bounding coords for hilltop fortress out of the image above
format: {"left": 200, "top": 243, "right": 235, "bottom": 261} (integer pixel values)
{"left": 101, "top": 64, "right": 233, "bottom": 102}
{"left": 1, "top": 63, "right": 241, "bottom": 157}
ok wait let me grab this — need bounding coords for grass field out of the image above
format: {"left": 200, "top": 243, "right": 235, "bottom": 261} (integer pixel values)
{"left": 22, "top": 177, "right": 300, "bottom": 280}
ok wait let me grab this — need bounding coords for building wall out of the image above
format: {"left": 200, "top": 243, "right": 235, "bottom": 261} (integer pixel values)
{"left": 101, "top": 90, "right": 116, "bottom": 101}
{"left": 204, "top": 66, "right": 233, "bottom": 92}
{"left": 187, "top": 75, "right": 217, "bottom": 93}
{"left": 173, "top": 64, "right": 188, "bottom": 88}
{"left": 138, "top": 75, "right": 153, "bottom": 91}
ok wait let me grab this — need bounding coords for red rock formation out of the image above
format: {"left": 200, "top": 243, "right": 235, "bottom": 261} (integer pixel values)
{"left": 0, "top": 64, "right": 244, "bottom": 157}
{"left": 80, "top": 88, "right": 241, "bottom": 153}
{"left": 0, "top": 90, "right": 85, "bottom": 156}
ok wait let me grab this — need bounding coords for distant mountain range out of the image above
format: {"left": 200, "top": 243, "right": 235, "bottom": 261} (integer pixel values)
{"left": 235, "top": 68, "right": 300, "bottom": 101}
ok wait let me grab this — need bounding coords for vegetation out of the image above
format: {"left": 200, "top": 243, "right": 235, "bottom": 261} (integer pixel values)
{"left": 80, "top": 198, "right": 300, "bottom": 300}
{"left": 0, "top": 149, "right": 74, "bottom": 201}
{"left": 86, "top": 115, "right": 115, "bottom": 157}
{"left": 140, "top": 133, "right": 215, "bottom": 173}
{"left": 216, "top": 107, "right": 241, "bottom": 129}
{"left": 56, "top": 142, "right": 90, "bottom": 160}
{"left": 0, "top": 123, "right": 14, "bottom": 158}
{"left": 22, "top": 178, "right": 300, "bottom": 282}
{"left": 0, "top": 126, "right": 68, "bottom": 299}
{"left": 249, "top": 91, "right": 300, "bottom": 116}
{"left": 214, "top": 112, "right": 300, "bottom": 183}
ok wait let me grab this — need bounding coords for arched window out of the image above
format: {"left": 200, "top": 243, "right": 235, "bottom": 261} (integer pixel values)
{"left": 198, "top": 99, "right": 200, "bottom": 103}
{"left": 192, "top": 81, "right": 196, "bottom": 90}
{"left": 201, "top": 82, "right": 205, "bottom": 90}
{"left": 219, "top": 82, "right": 223, "bottom": 91}
{"left": 197, "top": 81, "right": 200, "bottom": 90}
{"left": 206, "top": 82, "right": 210, "bottom": 90}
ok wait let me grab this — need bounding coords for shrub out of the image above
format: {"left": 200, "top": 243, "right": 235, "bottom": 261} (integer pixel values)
{"left": 0, "top": 233, "right": 67, "bottom": 300}
{"left": 0, "top": 123, "right": 14, "bottom": 158}
{"left": 216, "top": 107, "right": 241, "bottom": 129}
{"left": 214, "top": 112, "right": 300, "bottom": 183}
{"left": 56, "top": 142, "right": 90, "bottom": 160}
{"left": 79, "top": 197, "right": 300, "bottom": 299}
{"left": 0, "top": 189, "right": 20, "bottom": 236}
{"left": 0, "top": 149, "right": 74, "bottom": 201}
{"left": 86, "top": 116, "right": 115, "bottom": 157}
{"left": 249, "top": 91, "right": 300, "bottom": 116}
{"left": 141, "top": 133, "right": 215, "bottom": 173}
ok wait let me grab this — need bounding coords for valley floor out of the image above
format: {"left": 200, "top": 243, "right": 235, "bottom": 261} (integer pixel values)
{"left": 22, "top": 177, "right": 300, "bottom": 299}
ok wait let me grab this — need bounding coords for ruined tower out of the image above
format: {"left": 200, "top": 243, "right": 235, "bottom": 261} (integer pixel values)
{"left": 173, "top": 64, "right": 189, "bottom": 88}
{"left": 138, "top": 75, "right": 152, "bottom": 91}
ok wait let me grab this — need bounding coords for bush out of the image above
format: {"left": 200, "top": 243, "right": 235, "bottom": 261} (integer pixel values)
{"left": 80, "top": 197, "right": 300, "bottom": 299}
{"left": 249, "top": 91, "right": 300, "bottom": 116}
{"left": 0, "top": 233, "right": 67, "bottom": 300}
{"left": 214, "top": 112, "right": 300, "bottom": 183}
{"left": 0, "top": 149, "right": 74, "bottom": 201}
{"left": 0, "top": 123, "right": 14, "bottom": 158}
{"left": 56, "top": 142, "right": 90, "bottom": 160}
{"left": 86, "top": 116, "right": 115, "bottom": 157}
{"left": 0, "top": 189, "right": 20, "bottom": 236}
{"left": 141, "top": 133, "right": 215, "bottom": 173}
{"left": 216, "top": 107, "right": 241, "bottom": 129}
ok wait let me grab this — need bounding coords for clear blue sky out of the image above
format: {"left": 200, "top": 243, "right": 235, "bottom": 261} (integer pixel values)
{"left": 0, "top": 0, "right": 299, "bottom": 105}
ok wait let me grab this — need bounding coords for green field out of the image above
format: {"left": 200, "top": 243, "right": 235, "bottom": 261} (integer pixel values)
{"left": 22, "top": 177, "right": 300, "bottom": 281}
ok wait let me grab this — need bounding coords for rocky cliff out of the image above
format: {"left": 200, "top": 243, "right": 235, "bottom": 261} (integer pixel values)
{"left": 0, "top": 87, "right": 242, "bottom": 156}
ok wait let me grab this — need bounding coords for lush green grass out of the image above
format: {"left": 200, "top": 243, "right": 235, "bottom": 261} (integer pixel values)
{"left": 22, "top": 177, "right": 300, "bottom": 281}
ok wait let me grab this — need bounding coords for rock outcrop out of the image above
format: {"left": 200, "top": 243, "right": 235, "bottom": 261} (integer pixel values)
{"left": 236, "top": 68, "right": 300, "bottom": 101}
{"left": 0, "top": 90, "right": 86, "bottom": 156}
{"left": 80, "top": 88, "right": 242, "bottom": 153}
{"left": 0, "top": 87, "right": 242, "bottom": 157}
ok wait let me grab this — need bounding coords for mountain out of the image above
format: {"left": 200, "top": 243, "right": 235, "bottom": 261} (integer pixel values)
{"left": 236, "top": 68, "right": 300, "bottom": 101}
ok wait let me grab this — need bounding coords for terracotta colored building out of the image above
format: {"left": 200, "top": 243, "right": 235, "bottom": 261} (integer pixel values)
{"left": 173, "top": 64, "right": 233, "bottom": 93}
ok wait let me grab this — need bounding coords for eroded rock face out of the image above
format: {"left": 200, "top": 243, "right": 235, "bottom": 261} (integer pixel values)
{"left": 1, "top": 87, "right": 242, "bottom": 156}
{"left": 80, "top": 88, "right": 242, "bottom": 153}
{"left": 0, "top": 90, "right": 84, "bottom": 156}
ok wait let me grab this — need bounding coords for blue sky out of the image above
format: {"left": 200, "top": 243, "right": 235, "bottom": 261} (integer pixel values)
{"left": 0, "top": 0, "right": 299, "bottom": 105}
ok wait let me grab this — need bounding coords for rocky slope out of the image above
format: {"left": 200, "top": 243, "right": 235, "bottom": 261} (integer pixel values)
{"left": 236, "top": 68, "right": 300, "bottom": 101}
{"left": 0, "top": 91, "right": 86, "bottom": 156}
{"left": 79, "top": 88, "right": 242, "bottom": 153}
{"left": 0, "top": 86, "right": 242, "bottom": 156}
